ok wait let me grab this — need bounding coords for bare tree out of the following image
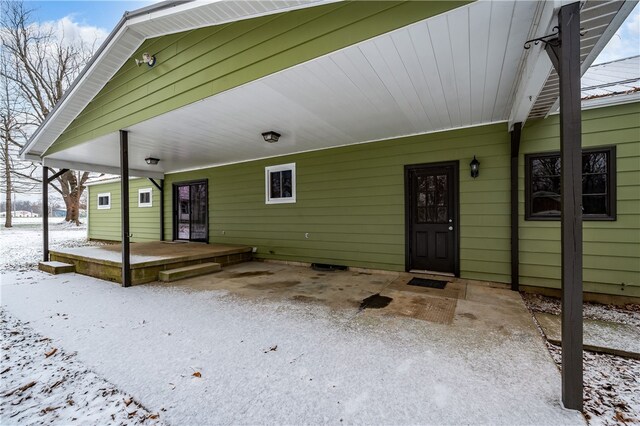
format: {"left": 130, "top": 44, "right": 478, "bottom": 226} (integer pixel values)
{"left": 0, "top": 0, "right": 100, "bottom": 226}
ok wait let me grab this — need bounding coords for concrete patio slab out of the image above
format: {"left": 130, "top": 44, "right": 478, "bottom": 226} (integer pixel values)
{"left": 534, "top": 312, "right": 640, "bottom": 360}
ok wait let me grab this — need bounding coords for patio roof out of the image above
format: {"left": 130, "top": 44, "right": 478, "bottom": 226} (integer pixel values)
{"left": 21, "top": 0, "right": 635, "bottom": 178}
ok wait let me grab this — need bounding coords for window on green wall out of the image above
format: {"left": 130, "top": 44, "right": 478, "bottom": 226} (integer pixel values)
{"left": 525, "top": 146, "right": 616, "bottom": 220}
{"left": 265, "top": 163, "right": 296, "bottom": 204}
{"left": 97, "top": 193, "right": 111, "bottom": 210}
{"left": 138, "top": 188, "right": 152, "bottom": 208}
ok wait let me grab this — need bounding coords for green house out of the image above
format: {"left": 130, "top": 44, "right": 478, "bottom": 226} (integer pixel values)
{"left": 23, "top": 1, "right": 639, "bottom": 299}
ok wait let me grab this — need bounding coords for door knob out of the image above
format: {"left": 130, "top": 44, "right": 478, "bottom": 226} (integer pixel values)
{"left": 448, "top": 226, "right": 453, "bottom": 231}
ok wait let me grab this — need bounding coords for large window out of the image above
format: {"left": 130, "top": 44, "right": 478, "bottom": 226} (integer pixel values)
{"left": 265, "top": 163, "right": 296, "bottom": 204}
{"left": 97, "top": 193, "right": 111, "bottom": 210}
{"left": 525, "top": 146, "right": 616, "bottom": 220}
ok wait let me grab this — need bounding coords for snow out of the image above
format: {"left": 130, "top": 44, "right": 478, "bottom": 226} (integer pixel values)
{"left": 52, "top": 246, "right": 170, "bottom": 264}
{"left": 523, "top": 294, "right": 640, "bottom": 425}
{"left": 0, "top": 218, "right": 104, "bottom": 273}
{"left": 0, "top": 309, "right": 163, "bottom": 425}
{"left": 1, "top": 270, "right": 584, "bottom": 425}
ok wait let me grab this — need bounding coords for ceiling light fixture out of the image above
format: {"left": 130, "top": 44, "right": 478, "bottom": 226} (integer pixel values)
{"left": 135, "top": 52, "right": 156, "bottom": 67}
{"left": 261, "top": 131, "right": 281, "bottom": 143}
{"left": 145, "top": 157, "right": 160, "bottom": 165}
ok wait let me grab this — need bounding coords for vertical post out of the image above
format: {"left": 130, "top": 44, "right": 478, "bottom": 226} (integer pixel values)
{"left": 550, "top": 2, "right": 583, "bottom": 411}
{"left": 160, "top": 179, "right": 165, "bottom": 242}
{"left": 120, "top": 130, "right": 131, "bottom": 287}
{"left": 42, "top": 166, "right": 49, "bottom": 262}
{"left": 510, "top": 123, "right": 522, "bottom": 292}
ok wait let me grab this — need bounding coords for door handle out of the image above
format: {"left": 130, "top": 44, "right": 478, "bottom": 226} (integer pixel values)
{"left": 448, "top": 226, "right": 453, "bottom": 231}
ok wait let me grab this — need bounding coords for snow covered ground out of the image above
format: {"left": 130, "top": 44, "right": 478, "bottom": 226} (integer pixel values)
{"left": 0, "top": 309, "right": 163, "bottom": 425}
{"left": 523, "top": 294, "right": 640, "bottom": 425}
{"left": 1, "top": 270, "right": 584, "bottom": 425}
{"left": 0, "top": 218, "right": 103, "bottom": 273}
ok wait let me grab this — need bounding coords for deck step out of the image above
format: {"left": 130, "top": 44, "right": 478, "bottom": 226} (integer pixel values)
{"left": 39, "top": 261, "right": 75, "bottom": 275}
{"left": 158, "top": 262, "right": 221, "bottom": 282}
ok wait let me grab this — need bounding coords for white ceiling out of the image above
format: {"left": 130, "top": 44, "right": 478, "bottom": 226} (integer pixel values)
{"left": 45, "top": 0, "right": 630, "bottom": 177}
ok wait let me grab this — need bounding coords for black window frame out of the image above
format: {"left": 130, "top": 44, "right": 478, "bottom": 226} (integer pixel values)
{"left": 525, "top": 146, "right": 616, "bottom": 221}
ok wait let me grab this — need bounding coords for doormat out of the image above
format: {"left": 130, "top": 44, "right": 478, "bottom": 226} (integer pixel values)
{"left": 407, "top": 277, "right": 447, "bottom": 289}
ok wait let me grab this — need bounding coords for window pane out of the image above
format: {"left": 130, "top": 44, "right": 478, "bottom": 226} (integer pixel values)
{"left": 583, "top": 174, "right": 607, "bottom": 195}
{"left": 140, "top": 192, "right": 150, "bottom": 204}
{"left": 533, "top": 177, "right": 560, "bottom": 194}
{"left": 532, "top": 157, "right": 560, "bottom": 177}
{"left": 532, "top": 193, "right": 560, "bottom": 216}
{"left": 270, "top": 171, "right": 282, "bottom": 198}
{"left": 417, "top": 207, "right": 426, "bottom": 223}
{"left": 583, "top": 195, "right": 607, "bottom": 215}
{"left": 583, "top": 152, "right": 607, "bottom": 174}
{"left": 281, "top": 170, "right": 292, "bottom": 198}
{"left": 437, "top": 206, "right": 448, "bottom": 223}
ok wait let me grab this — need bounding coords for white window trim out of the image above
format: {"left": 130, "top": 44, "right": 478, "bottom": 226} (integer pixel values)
{"left": 265, "top": 163, "right": 296, "bottom": 204}
{"left": 138, "top": 187, "right": 153, "bottom": 208}
{"left": 97, "top": 192, "right": 111, "bottom": 210}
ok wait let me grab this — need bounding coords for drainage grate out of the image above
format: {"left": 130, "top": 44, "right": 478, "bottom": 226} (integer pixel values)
{"left": 311, "top": 263, "right": 348, "bottom": 272}
{"left": 407, "top": 277, "right": 447, "bottom": 289}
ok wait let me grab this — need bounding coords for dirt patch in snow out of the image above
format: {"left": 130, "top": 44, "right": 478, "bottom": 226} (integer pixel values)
{"left": 0, "top": 309, "right": 164, "bottom": 425}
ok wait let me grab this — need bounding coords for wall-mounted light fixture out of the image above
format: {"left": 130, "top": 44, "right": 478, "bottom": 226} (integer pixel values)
{"left": 145, "top": 157, "right": 160, "bottom": 165}
{"left": 262, "top": 131, "right": 281, "bottom": 143}
{"left": 470, "top": 156, "right": 480, "bottom": 178}
{"left": 135, "top": 52, "right": 156, "bottom": 67}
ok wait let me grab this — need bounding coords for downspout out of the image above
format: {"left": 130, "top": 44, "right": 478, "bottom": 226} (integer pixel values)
{"left": 510, "top": 122, "right": 522, "bottom": 291}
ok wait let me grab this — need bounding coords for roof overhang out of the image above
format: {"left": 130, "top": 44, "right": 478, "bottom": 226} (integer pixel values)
{"left": 20, "top": 0, "right": 335, "bottom": 162}
{"left": 21, "top": 0, "right": 637, "bottom": 177}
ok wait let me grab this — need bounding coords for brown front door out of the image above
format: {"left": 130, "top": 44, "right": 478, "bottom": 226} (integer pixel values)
{"left": 405, "top": 162, "right": 458, "bottom": 274}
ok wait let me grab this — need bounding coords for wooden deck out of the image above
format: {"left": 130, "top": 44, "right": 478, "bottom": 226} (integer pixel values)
{"left": 49, "top": 242, "right": 252, "bottom": 285}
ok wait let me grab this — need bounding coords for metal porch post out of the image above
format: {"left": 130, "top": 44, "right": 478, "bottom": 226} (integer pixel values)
{"left": 159, "top": 179, "right": 164, "bottom": 241}
{"left": 42, "top": 166, "right": 49, "bottom": 262}
{"left": 510, "top": 122, "right": 522, "bottom": 292}
{"left": 120, "top": 130, "right": 131, "bottom": 287}
{"left": 545, "top": 2, "right": 584, "bottom": 411}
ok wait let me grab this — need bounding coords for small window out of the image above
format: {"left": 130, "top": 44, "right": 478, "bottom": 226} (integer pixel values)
{"left": 525, "top": 146, "right": 616, "bottom": 220}
{"left": 138, "top": 188, "right": 152, "bottom": 208}
{"left": 97, "top": 193, "right": 111, "bottom": 210}
{"left": 265, "top": 163, "right": 296, "bottom": 204}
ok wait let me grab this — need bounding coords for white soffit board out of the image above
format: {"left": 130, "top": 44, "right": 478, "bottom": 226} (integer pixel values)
{"left": 48, "top": 0, "right": 546, "bottom": 174}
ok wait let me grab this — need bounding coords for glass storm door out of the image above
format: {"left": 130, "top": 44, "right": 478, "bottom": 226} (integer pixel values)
{"left": 406, "top": 163, "right": 458, "bottom": 274}
{"left": 174, "top": 181, "right": 208, "bottom": 242}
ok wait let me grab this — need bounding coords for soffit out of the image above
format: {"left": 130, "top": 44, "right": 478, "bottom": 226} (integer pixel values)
{"left": 47, "top": 0, "right": 538, "bottom": 174}
{"left": 528, "top": 0, "right": 636, "bottom": 118}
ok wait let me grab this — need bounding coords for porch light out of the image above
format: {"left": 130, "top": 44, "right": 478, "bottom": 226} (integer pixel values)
{"left": 262, "top": 131, "right": 281, "bottom": 143}
{"left": 135, "top": 52, "right": 156, "bottom": 67}
{"left": 470, "top": 156, "right": 480, "bottom": 178}
{"left": 145, "top": 157, "right": 160, "bottom": 165}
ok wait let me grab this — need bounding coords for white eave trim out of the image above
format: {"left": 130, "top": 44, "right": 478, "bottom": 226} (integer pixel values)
{"left": 42, "top": 158, "right": 164, "bottom": 179}
{"left": 19, "top": 0, "right": 334, "bottom": 161}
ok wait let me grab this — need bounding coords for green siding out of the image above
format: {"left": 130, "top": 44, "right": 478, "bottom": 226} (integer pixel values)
{"left": 45, "top": 1, "right": 469, "bottom": 156}
{"left": 520, "top": 102, "right": 640, "bottom": 297}
{"left": 164, "top": 123, "right": 513, "bottom": 283}
{"left": 88, "top": 179, "right": 161, "bottom": 242}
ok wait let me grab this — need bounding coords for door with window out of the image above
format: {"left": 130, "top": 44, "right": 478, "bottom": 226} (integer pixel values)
{"left": 173, "top": 180, "right": 208, "bottom": 242}
{"left": 405, "top": 162, "right": 459, "bottom": 274}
